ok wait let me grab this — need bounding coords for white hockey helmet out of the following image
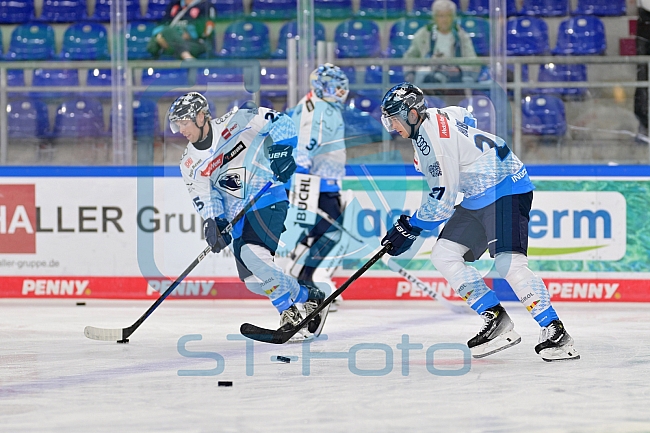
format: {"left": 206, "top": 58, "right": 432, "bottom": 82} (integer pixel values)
{"left": 167, "top": 92, "right": 211, "bottom": 133}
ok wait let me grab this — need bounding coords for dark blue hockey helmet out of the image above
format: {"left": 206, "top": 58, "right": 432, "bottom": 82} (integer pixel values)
{"left": 380, "top": 82, "right": 428, "bottom": 138}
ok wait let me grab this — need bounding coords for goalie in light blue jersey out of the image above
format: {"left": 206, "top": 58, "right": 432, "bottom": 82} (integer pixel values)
{"left": 379, "top": 82, "right": 580, "bottom": 362}
{"left": 285, "top": 64, "right": 349, "bottom": 310}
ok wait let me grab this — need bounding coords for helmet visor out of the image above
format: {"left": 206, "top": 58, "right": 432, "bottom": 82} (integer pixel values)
{"left": 381, "top": 113, "right": 404, "bottom": 133}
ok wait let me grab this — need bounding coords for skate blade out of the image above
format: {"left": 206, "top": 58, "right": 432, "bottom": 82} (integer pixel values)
{"left": 287, "top": 332, "right": 314, "bottom": 344}
{"left": 540, "top": 345, "right": 580, "bottom": 362}
{"left": 471, "top": 330, "right": 522, "bottom": 359}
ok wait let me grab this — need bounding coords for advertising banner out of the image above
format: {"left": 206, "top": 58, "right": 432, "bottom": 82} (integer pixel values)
{"left": 1, "top": 166, "right": 649, "bottom": 301}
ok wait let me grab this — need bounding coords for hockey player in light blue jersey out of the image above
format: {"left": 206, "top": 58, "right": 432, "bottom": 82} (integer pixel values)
{"left": 286, "top": 64, "right": 349, "bottom": 310}
{"left": 169, "top": 92, "right": 329, "bottom": 341}
{"left": 379, "top": 83, "right": 579, "bottom": 362}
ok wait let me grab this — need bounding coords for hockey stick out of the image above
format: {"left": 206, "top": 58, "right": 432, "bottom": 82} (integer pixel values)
{"left": 84, "top": 180, "right": 274, "bottom": 343}
{"left": 288, "top": 190, "right": 364, "bottom": 244}
{"left": 357, "top": 164, "right": 471, "bottom": 313}
{"left": 240, "top": 244, "right": 392, "bottom": 344}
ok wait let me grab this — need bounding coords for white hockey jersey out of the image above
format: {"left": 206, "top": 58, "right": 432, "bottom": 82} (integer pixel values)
{"left": 410, "top": 106, "right": 535, "bottom": 230}
{"left": 290, "top": 91, "right": 346, "bottom": 192}
{"left": 180, "top": 106, "right": 298, "bottom": 238}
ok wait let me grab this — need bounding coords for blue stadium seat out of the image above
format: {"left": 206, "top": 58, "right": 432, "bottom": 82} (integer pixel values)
{"left": 87, "top": 68, "right": 113, "bottom": 99}
{"left": 347, "top": 93, "right": 382, "bottom": 123}
{"left": 8, "top": 69, "right": 24, "bottom": 86}
{"left": 506, "top": 0, "right": 518, "bottom": 16}
{"left": 343, "top": 104, "right": 383, "bottom": 144}
{"left": 362, "top": 65, "right": 404, "bottom": 99}
{"left": 520, "top": 0, "right": 568, "bottom": 17}
{"left": 272, "top": 20, "right": 326, "bottom": 58}
{"left": 459, "top": 95, "right": 496, "bottom": 134}
{"left": 465, "top": 0, "right": 516, "bottom": 16}
{"left": 335, "top": 19, "right": 382, "bottom": 58}
{"left": 126, "top": 21, "right": 156, "bottom": 60}
{"left": 385, "top": 17, "right": 429, "bottom": 58}
{"left": 31, "top": 68, "right": 80, "bottom": 99}
{"left": 110, "top": 98, "right": 161, "bottom": 138}
{"left": 141, "top": 68, "right": 190, "bottom": 87}
{"left": 38, "top": 0, "right": 87, "bottom": 22}
{"left": 341, "top": 66, "right": 357, "bottom": 84}
{"left": 250, "top": 0, "right": 296, "bottom": 20}
{"left": 357, "top": 0, "right": 405, "bottom": 19}
{"left": 410, "top": 0, "right": 459, "bottom": 17}
{"left": 219, "top": 20, "right": 271, "bottom": 58}
{"left": 465, "top": 0, "right": 489, "bottom": 17}
{"left": 210, "top": 0, "right": 244, "bottom": 20}
{"left": 60, "top": 23, "right": 110, "bottom": 60}
{"left": 552, "top": 16, "right": 606, "bottom": 55}
{"left": 260, "top": 67, "right": 288, "bottom": 99}
{"left": 53, "top": 97, "right": 105, "bottom": 138}
{"left": 88, "top": 0, "right": 141, "bottom": 21}
{"left": 521, "top": 94, "right": 566, "bottom": 135}
{"left": 424, "top": 95, "right": 446, "bottom": 109}
{"left": 315, "top": 0, "right": 352, "bottom": 20}
{"left": 507, "top": 17, "right": 550, "bottom": 56}
{"left": 196, "top": 67, "right": 244, "bottom": 98}
{"left": 461, "top": 16, "right": 490, "bottom": 57}
{"left": 572, "top": 0, "right": 625, "bottom": 16}
{"left": 142, "top": 0, "right": 169, "bottom": 20}
{"left": 5, "top": 23, "right": 56, "bottom": 60}
{"left": 0, "top": 0, "right": 33, "bottom": 23}
{"left": 537, "top": 63, "right": 587, "bottom": 97}
{"left": 228, "top": 98, "right": 274, "bottom": 111}
{"left": 7, "top": 98, "right": 50, "bottom": 139}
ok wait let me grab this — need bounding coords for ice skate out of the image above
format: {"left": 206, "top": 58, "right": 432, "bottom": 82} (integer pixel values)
{"left": 302, "top": 283, "right": 330, "bottom": 337}
{"left": 468, "top": 304, "right": 521, "bottom": 358}
{"left": 279, "top": 304, "right": 312, "bottom": 343}
{"left": 535, "top": 320, "right": 580, "bottom": 362}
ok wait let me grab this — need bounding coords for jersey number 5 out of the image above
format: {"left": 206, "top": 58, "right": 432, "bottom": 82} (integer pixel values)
{"left": 193, "top": 197, "right": 204, "bottom": 211}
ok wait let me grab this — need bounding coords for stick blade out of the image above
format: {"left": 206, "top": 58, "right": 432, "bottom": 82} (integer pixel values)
{"left": 84, "top": 326, "right": 124, "bottom": 342}
{"left": 240, "top": 323, "right": 293, "bottom": 344}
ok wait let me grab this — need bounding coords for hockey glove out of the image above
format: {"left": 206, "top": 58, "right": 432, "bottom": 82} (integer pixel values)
{"left": 381, "top": 215, "right": 422, "bottom": 257}
{"left": 203, "top": 217, "right": 232, "bottom": 253}
{"left": 269, "top": 144, "right": 297, "bottom": 183}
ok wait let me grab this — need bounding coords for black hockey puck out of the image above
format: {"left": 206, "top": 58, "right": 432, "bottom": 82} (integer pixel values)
{"left": 76, "top": 302, "right": 86, "bottom": 306}
{"left": 218, "top": 381, "right": 233, "bottom": 387}
{"left": 116, "top": 339, "right": 129, "bottom": 344}
{"left": 276, "top": 356, "right": 291, "bottom": 363}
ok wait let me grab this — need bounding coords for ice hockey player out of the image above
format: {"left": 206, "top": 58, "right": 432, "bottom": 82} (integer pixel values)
{"left": 169, "top": 92, "right": 329, "bottom": 341}
{"left": 379, "top": 82, "right": 579, "bottom": 362}
{"left": 286, "top": 64, "right": 350, "bottom": 311}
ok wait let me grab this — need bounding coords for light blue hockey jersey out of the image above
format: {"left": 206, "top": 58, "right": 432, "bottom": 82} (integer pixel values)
{"left": 180, "top": 106, "right": 298, "bottom": 238}
{"left": 410, "top": 106, "right": 535, "bottom": 231}
{"left": 289, "top": 91, "right": 346, "bottom": 192}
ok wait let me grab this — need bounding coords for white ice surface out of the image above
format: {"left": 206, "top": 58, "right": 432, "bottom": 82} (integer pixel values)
{"left": 1, "top": 299, "right": 649, "bottom": 432}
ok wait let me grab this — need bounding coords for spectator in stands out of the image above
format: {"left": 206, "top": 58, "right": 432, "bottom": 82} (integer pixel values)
{"left": 403, "top": 0, "right": 477, "bottom": 90}
{"left": 146, "top": 0, "right": 216, "bottom": 60}
{"left": 635, "top": 0, "right": 650, "bottom": 136}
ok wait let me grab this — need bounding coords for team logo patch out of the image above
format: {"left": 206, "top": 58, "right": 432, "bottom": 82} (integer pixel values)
{"left": 216, "top": 167, "right": 246, "bottom": 198}
{"left": 436, "top": 114, "right": 450, "bottom": 138}
{"left": 428, "top": 161, "right": 442, "bottom": 177}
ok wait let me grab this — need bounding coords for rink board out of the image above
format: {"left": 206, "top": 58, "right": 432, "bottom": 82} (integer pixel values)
{"left": 1, "top": 165, "right": 649, "bottom": 301}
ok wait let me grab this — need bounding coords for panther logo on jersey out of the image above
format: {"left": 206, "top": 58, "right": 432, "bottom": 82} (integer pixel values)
{"left": 216, "top": 167, "right": 246, "bottom": 198}
{"left": 219, "top": 173, "right": 241, "bottom": 191}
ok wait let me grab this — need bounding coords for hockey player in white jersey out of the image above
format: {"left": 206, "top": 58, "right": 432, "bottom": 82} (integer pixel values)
{"left": 169, "top": 92, "right": 329, "bottom": 341}
{"left": 286, "top": 64, "right": 349, "bottom": 310}
{"left": 379, "top": 83, "right": 579, "bottom": 362}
